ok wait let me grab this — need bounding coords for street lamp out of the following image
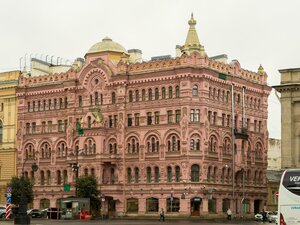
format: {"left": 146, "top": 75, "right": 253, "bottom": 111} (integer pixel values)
{"left": 70, "top": 148, "right": 83, "bottom": 197}
{"left": 14, "top": 157, "right": 38, "bottom": 225}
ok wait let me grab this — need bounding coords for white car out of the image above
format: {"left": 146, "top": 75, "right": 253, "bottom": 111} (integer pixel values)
{"left": 255, "top": 211, "right": 272, "bottom": 221}
{"left": 268, "top": 211, "right": 278, "bottom": 223}
{"left": 0, "top": 206, "right": 6, "bottom": 218}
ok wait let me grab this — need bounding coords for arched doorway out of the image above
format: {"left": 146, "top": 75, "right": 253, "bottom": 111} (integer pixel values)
{"left": 254, "top": 199, "right": 261, "bottom": 214}
{"left": 190, "top": 197, "right": 202, "bottom": 216}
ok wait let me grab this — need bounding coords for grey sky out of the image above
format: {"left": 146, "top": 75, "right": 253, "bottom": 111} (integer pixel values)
{"left": 1, "top": 0, "right": 297, "bottom": 139}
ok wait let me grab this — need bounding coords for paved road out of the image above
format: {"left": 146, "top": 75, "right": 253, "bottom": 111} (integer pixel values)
{"left": 0, "top": 218, "right": 268, "bottom": 225}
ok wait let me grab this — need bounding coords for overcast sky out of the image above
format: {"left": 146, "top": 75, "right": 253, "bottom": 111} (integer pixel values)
{"left": 1, "top": 0, "right": 298, "bottom": 139}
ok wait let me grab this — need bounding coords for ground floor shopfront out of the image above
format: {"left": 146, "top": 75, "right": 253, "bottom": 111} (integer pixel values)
{"left": 32, "top": 188, "right": 266, "bottom": 218}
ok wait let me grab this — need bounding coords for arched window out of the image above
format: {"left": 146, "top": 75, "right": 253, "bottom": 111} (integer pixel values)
{"left": 25, "top": 143, "right": 35, "bottom": 159}
{"left": 167, "top": 198, "right": 180, "bottom": 212}
{"left": 155, "top": 88, "right": 159, "bottom": 100}
{"left": 142, "top": 89, "right": 146, "bottom": 101}
{"left": 127, "top": 198, "right": 139, "bottom": 213}
{"left": 79, "top": 96, "right": 83, "bottom": 107}
{"left": 64, "top": 97, "right": 68, "bottom": 108}
{"left": 40, "top": 171, "right": 45, "bottom": 185}
{"left": 190, "top": 109, "right": 194, "bottom": 122}
{"left": 127, "top": 137, "right": 139, "bottom": 154}
{"left": 129, "top": 90, "right": 133, "bottom": 102}
{"left": 167, "top": 134, "right": 180, "bottom": 152}
{"left": 87, "top": 116, "right": 92, "bottom": 128}
{"left": 84, "top": 139, "right": 96, "bottom": 155}
{"left": 196, "top": 139, "right": 200, "bottom": 151}
{"left": 127, "top": 168, "right": 132, "bottom": 183}
{"left": 162, "top": 87, "right": 166, "bottom": 99}
{"left": 209, "top": 135, "right": 217, "bottom": 152}
{"left": 47, "top": 170, "right": 51, "bottom": 185}
{"left": 175, "top": 85, "right": 180, "bottom": 98}
{"left": 148, "top": 89, "right": 152, "bottom": 101}
{"left": 110, "top": 168, "right": 115, "bottom": 184}
{"left": 147, "top": 167, "right": 152, "bottom": 183}
{"left": 190, "top": 139, "right": 195, "bottom": 151}
{"left": 168, "top": 86, "right": 173, "bottom": 98}
{"left": 59, "top": 98, "right": 63, "bottom": 109}
{"left": 95, "top": 92, "right": 99, "bottom": 105}
{"left": 192, "top": 84, "right": 198, "bottom": 96}
{"left": 195, "top": 109, "right": 200, "bottom": 122}
{"left": 175, "top": 166, "right": 181, "bottom": 182}
{"left": 63, "top": 170, "right": 68, "bottom": 184}
{"left": 146, "top": 198, "right": 158, "bottom": 212}
{"left": 40, "top": 142, "right": 51, "bottom": 159}
{"left": 57, "top": 141, "right": 67, "bottom": 158}
{"left": 154, "top": 166, "right": 159, "bottom": 183}
{"left": 134, "top": 167, "right": 139, "bottom": 183}
{"left": 112, "top": 92, "right": 116, "bottom": 104}
{"left": 57, "top": 170, "right": 61, "bottom": 185}
{"left": 135, "top": 90, "right": 139, "bottom": 102}
{"left": 167, "top": 166, "right": 172, "bottom": 182}
{"left": 146, "top": 135, "right": 159, "bottom": 152}
{"left": 191, "top": 164, "right": 199, "bottom": 182}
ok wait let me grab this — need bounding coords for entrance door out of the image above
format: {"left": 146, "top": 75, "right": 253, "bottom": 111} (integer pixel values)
{"left": 190, "top": 198, "right": 201, "bottom": 216}
{"left": 254, "top": 199, "right": 261, "bottom": 214}
{"left": 107, "top": 197, "right": 116, "bottom": 218}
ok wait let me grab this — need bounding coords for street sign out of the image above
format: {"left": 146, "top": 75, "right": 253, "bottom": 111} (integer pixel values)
{"left": 6, "top": 187, "right": 12, "bottom": 193}
{"left": 6, "top": 193, "right": 11, "bottom": 198}
{"left": 64, "top": 184, "right": 71, "bottom": 192}
{"left": 6, "top": 197, "right": 11, "bottom": 203}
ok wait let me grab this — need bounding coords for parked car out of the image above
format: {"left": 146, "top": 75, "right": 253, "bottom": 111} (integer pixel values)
{"left": 268, "top": 211, "right": 278, "bottom": 223}
{"left": 255, "top": 211, "right": 273, "bottom": 221}
{"left": 0, "top": 206, "right": 6, "bottom": 218}
{"left": 27, "top": 209, "right": 43, "bottom": 218}
{"left": 254, "top": 212, "right": 263, "bottom": 221}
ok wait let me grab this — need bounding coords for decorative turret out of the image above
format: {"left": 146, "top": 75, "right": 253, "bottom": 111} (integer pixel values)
{"left": 257, "top": 64, "right": 265, "bottom": 75}
{"left": 181, "top": 14, "right": 205, "bottom": 56}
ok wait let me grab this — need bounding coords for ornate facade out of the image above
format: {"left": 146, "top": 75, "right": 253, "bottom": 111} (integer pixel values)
{"left": 16, "top": 15, "right": 271, "bottom": 218}
{"left": 0, "top": 70, "right": 18, "bottom": 205}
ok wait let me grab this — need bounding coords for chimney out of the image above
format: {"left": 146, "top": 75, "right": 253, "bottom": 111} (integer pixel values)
{"left": 128, "top": 49, "right": 142, "bottom": 63}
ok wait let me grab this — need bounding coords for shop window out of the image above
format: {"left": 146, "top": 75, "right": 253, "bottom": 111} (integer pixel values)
{"left": 146, "top": 198, "right": 158, "bottom": 212}
{"left": 127, "top": 198, "right": 138, "bottom": 213}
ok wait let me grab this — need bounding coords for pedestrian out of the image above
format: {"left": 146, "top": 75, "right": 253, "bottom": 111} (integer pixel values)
{"left": 159, "top": 208, "right": 165, "bottom": 222}
{"left": 226, "top": 208, "right": 232, "bottom": 220}
{"left": 262, "top": 209, "right": 267, "bottom": 223}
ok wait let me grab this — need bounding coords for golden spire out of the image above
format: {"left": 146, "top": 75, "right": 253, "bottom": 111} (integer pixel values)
{"left": 258, "top": 64, "right": 265, "bottom": 74}
{"left": 181, "top": 13, "right": 203, "bottom": 55}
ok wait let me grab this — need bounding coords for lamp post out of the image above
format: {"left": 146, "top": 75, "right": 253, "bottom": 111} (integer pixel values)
{"left": 14, "top": 157, "right": 38, "bottom": 225}
{"left": 241, "top": 169, "right": 245, "bottom": 219}
{"left": 71, "top": 148, "right": 81, "bottom": 197}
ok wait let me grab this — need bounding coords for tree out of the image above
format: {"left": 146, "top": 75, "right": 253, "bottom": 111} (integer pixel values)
{"left": 7, "top": 176, "right": 34, "bottom": 205}
{"left": 76, "top": 176, "right": 100, "bottom": 213}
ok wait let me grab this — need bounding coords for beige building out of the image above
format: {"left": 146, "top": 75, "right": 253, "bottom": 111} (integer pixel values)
{"left": 274, "top": 68, "right": 300, "bottom": 168}
{"left": 0, "top": 71, "right": 19, "bottom": 205}
{"left": 267, "top": 138, "right": 281, "bottom": 171}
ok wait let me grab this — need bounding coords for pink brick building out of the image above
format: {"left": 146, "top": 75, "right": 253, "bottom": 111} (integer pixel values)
{"left": 16, "top": 15, "right": 271, "bottom": 218}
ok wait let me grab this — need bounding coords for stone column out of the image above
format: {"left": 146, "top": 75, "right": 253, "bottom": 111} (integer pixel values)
{"left": 202, "top": 198, "right": 208, "bottom": 215}
{"left": 139, "top": 198, "right": 146, "bottom": 215}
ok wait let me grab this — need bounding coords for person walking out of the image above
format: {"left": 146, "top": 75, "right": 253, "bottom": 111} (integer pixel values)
{"left": 226, "top": 208, "right": 232, "bottom": 220}
{"left": 159, "top": 208, "right": 165, "bottom": 222}
{"left": 262, "top": 209, "right": 267, "bottom": 223}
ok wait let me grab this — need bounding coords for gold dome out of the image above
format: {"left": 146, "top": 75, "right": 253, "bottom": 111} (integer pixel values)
{"left": 87, "top": 37, "right": 127, "bottom": 54}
